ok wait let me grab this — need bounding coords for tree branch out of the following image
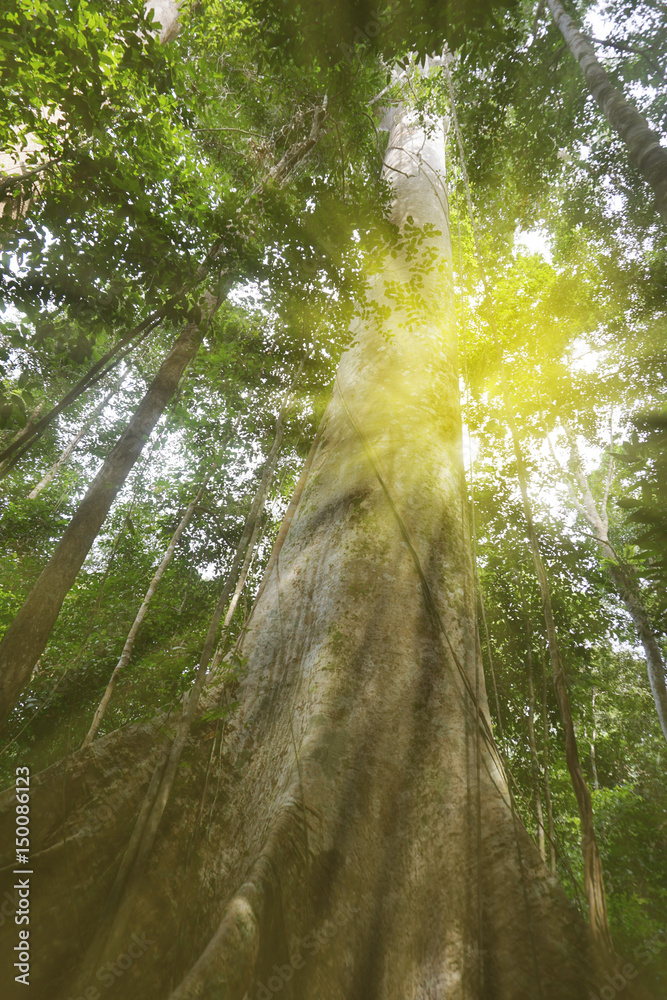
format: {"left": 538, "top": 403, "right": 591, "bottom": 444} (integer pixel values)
{"left": 0, "top": 156, "right": 63, "bottom": 199}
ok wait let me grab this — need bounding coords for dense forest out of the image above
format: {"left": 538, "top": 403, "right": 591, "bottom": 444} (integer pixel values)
{"left": 0, "top": 0, "right": 665, "bottom": 997}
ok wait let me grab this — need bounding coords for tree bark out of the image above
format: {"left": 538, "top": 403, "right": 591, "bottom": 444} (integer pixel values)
{"left": 146, "top": 0, "right": 181, "bottom": 44}
{"left": 28, "top": 370, "right": 127, "bottom": 499}
{"left": 546, "top": 0, "right": 667, "bottom": 223}
{"left": 0, "top": 103, "right": 606, "bottom": 1000}
{"left": 0, "top": 301, "right": 216, "bottom": 725}
{"left": 254, "top": 429, "right": 321, "bottom": 606}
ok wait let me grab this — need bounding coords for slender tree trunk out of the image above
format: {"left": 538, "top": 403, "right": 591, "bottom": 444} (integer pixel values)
{"left": 0, "top": 101, "right": 326, "bottom": 478}
{"left": 209, "top": 430, "right": 323, "bottom": 676}
{"left": 590, "top": 689, "right": 600, "bottom": 791}
{"left": 28, "top": 370, "right": 127, "bottom": 499}
{"left": 207, "top": 431, "right": 315, "bottom": 677}
{"left": 0, "top": 401, "right": 43, "bottom": 459}
{"left": 0, "top": 102, "right": 603, "bottom": 1000}
{"left": 540, "top": 638, "right": 557, "bottom": 873}
{"left": 561, "top": 426, "right": 667, "bottom": 743}
{"left": 526, "top": 632, "right": 547, "bottom": 862}
{"left": 217, "top": 512, "right": 263, "bottom": 639}
{"left": 0, "top": 299, "right": 218, "bottom": 725}
{"left": 81, "top": 459, "right": 218, "bottom": 747}
{"left": 546, "top": 0, "right": 667, "bottom": 223}
{"left": 0, "top": 317, "right": 159, "bottom": 475}
{"left": 502, "top": 380, "right": 615, "bottom": 964}
{"left": 0, "top": 109, "right": 327, "bottom": 721}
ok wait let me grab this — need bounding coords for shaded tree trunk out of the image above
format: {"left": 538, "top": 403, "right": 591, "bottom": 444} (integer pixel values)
{"left": 69, "top": 388, "right": 297, "bottom": 985}
{"left": 546, "top": 0, "right": 667, "bottom": 223}
{"left": 0, "top": 103, "right": 611, "bottom": 1000}
{"left": 0, "top": 299, "right": 218, "bottom": 725}
{"left": 445, "top": 47, "right": 613, "bottom": 975}
{"left": 253, "top": 429, "right": 321, "bottom": 606}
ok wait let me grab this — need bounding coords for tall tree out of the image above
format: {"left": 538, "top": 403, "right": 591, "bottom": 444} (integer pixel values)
{"left": 26, "top": 368, "right": 128, "bottom": 499}
{"left": 0, "top": 302, "right": 216, "bottom": 724}
{"left": 558, "top": 423, "right": 667, "bottom": 742}
{"left": 0, "top": 1, "right": 665, "bottom": 997}
{"left": 545, "top": 0, "right": 667, "bottom": 222}
{"left": 0, "top": 82, "right": 604, "bottom": 1000}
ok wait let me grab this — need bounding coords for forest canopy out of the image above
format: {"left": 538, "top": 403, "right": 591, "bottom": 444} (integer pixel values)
{"left": 0, "top": 0, "right": 666, "bottom": 997}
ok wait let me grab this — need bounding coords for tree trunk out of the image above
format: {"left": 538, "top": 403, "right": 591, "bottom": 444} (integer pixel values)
{"left": 0, "top": 301, "right": 217, "bottom": 725}
{"left": 546, "top": 0, "right": 667, "bottom": 223}
{"left": 561, "top": 426, "right": 667, "bottom": 743}
{"left": 0, "top": 401, "right": 43, "bottom": 463}
{"left": 605, "top": 560, "right": 667, "bottom": 739}
{"left": 590, "top": 689, "right": 600, "bottom": 791}
{"left": 146, "top": 0, "right": 181, "bottom": 44}
{"left": 0, "top": 104, "right": 610, "bottom": 1000}
{"left": 28, "top": 370, "right": 127, "bottom": 499}
{"left": 502, "top": 381, "right": 614, "bottom": 964}
{"left": 81, "top": 458, "right": 218, "bottom": 747}
{"left": 254, "top": 429, "right": 321, "bottom": 606}
{"left": 0, "top": 316, "right": 160, "bottom": 476}
{"left": 70, "top": 394, "right": 295, "bottom": 983}
{"left": 540, "top": 639, "right": 557, "bottom": 874}
{"left": 526, "top": 633, "right": 547, "bottom": 863}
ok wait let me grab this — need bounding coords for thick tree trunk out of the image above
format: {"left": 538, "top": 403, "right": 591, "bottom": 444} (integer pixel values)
{"left": 546, "top": 0, "right": 667, "bottom": 223}
{"left": 0, "top": 105, "right": 614, "bottom": 1000}
{"left": 28, "top": 370, "right": 127, "bottom": 499}
{"left": 69, "top": 397, "right": 294, "bottom": 984}
{"left": 0, "top": 303, "right": 215, "bottom": 725}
